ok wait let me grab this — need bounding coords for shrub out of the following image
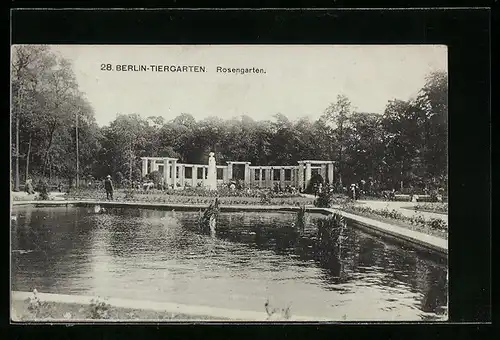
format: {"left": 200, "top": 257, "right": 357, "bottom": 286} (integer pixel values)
{"left": 35, "top": 179, "right": 50, "bottom": 200}
{"left": 260, "top": 191, "right": 272, "bottom": 204}
{"left": 428, "top": 218, "right": 447, "bottom": 231}
{"left": 115, "top": 172, "right": 124, "bottom": 186}
{"left": 146, "top": 171, "right": 162, "bottom": 186}
{"left": 314, "top": 184, "right": 333, "bottom": 208}
{"left": 124, "top": 188, "right": 135, "bottom": 200}
{"left": 305, "top": 173, "right": 324, "bottom": 194}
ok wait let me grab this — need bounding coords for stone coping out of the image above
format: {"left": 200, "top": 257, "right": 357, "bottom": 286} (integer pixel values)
{"left": 11, "top": 291, "right": 329, "bottom": 322}
{"left": 11, "top": 200, "right": 447, "bottom": 256}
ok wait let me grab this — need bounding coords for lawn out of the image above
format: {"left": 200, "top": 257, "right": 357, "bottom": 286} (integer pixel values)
{"left": 11, "top": 297, "right": 228, "bottom": 322}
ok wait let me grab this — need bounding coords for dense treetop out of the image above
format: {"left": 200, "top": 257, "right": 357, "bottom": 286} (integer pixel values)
{"left": 11, "top": 46, "right": 447, "bottom": 191}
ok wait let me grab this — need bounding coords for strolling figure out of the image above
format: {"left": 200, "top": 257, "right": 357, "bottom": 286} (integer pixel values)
{"left": 104, "top": 175, "right": 114, "bottom": 200}
{"left": 350, "top": 184, "right": 356, "bottom": 200}
{"left": 25, "top": 178, "right": 35, "bottom": 195}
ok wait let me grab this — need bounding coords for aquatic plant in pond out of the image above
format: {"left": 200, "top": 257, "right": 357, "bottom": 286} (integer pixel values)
{"left": 314, "top": 213, "right": 348, "bottom": 279}
{"left": 317, "top": 213, "right": 347, "bottom": 247}
{"left": 197, "top": 198, "right": 220, "bottom": 234}
{"left": 294, "top": 206, "right": 306, "bottom": 231}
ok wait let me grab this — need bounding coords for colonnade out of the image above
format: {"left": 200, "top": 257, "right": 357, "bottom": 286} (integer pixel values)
{"left": 141, "top": 157, "right": 336, "bottom": 190}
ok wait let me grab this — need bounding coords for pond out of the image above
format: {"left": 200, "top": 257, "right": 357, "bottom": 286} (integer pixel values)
{"left": 11, "top": 206, "right": 448, "bottom": 321}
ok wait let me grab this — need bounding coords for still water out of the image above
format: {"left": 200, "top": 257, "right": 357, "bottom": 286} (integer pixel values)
{"left": 11, "top": 206, "right": 448, "bottom": 321}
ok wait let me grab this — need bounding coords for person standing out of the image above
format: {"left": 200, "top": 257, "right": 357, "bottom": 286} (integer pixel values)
{"left": 104, "top": 175, "right": 114, "bottom": 200}
{"left": 25, "top": 178, "right": 34, "bottom": 195}
{"left": 350, "top": 184, "right": 357, "bottom": 200}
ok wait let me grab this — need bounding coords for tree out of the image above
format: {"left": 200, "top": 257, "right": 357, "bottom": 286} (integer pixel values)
{"left": 11, "top": 45, "right": 52, "bottom": 189}
{"left": 344, "top": 112, "right": 385, "bottom": 185}
{"left": 104, "top": 114, "right": 150, "bottom": 183}
{"left": 415, "top": 71, "right": 448, "bottom": 188}
{"left": 323, "top": 94, "right": 354, "bottom": 186}
{"left": 11, "top": 45, "right": 99, "bottom": 187}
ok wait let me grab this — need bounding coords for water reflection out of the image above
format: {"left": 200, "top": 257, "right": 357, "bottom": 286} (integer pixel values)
{"left": 11, "top": 207, "right": 448, "bottom": 320}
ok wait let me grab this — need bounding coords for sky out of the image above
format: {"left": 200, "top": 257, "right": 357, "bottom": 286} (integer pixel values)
{"left": 49, "top": 45, "right": 447, "bottom": 127}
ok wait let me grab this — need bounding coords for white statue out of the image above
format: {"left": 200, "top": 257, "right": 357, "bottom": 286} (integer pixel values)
{"left": 206, "top": 152, "right": 217, "bottom": 191}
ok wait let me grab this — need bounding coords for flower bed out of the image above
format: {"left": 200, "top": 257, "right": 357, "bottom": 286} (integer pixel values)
{"left": 65, "top": 188, "right": 315, "bottom": 207}
{"left": 340, "top": 203, "right": 448, "bottom": 239}
{"left": 411, "top": 202, "right": 448, "bottom": 214}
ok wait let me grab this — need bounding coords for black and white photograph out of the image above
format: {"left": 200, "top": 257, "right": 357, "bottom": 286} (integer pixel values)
{"left": 10, "top": 44, "right": 448, "bottom": 322}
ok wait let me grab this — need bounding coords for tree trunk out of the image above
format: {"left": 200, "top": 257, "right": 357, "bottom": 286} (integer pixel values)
{"left": 25, "top": 134, "right": 32, "bottom": 180}
{"left": 42, "top": 123, "right": 57, "bottom": 175}
{"left": 14, "top": 87, "right": 24, "bottom": 191}
{"left": 15, "top": 112, "right": 20, "bottom": 191}
{"left": 49, "top": 155, "right": 52, "bottom": 182}
{"left": 338, "top": 121, "right": 343, "bottom": 187}
{"left": 129, "top": 141, "right": 133, "bottom": 185}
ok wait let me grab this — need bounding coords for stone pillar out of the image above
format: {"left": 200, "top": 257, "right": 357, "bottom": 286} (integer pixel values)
{"left": 328, "top": 163, "right": 334, "bottom": 185}
{"left": 223, "top": 167, "right": 228, "bottom": 182}
{"left": 227, "top": 162, "right": 233, "bottom": 181}
{"left": 248, "top": 168, "right": 253, "bottom": 187}
{"left": 244, "top": 163, "right": 250, "bottom": 187}
{"left": 259, "top": 168, "right": 263, "bottom": 188}
{"left": 298, "top": 163, "right": 304, "bottom": 190}
{"left": 269, "top": 168, "right": 274, "bottom": 188}
{"left": 192, "top": 165, "right": 198, "bottom": 187}
{"left": 149, "top": 159, "right": 155, "bottom": 174}
{"left": 153, "top": 160, "right": 159, "bottom": 172}
{"left": 171, "top": 159, "right": 177, "bottom": 189}
{"left": 280, "top": 168, "right": 285, "bottom": 188}
{"left": 179, "top": 165, "right": 185, "bottom": 188}
{"left": 163, "top": 158, "right": 170, "bottom": 189}
{"left": 305, "top": 162, "right": 312, "bottom": 188}
{"left": 141, "top": 158, "right": 148, "bottom": 178}
{"left": 291, "top": 168, "right": 295, "bottom": 187}
{"left": 321, "top": 164, "right": 327, "bottom": 180}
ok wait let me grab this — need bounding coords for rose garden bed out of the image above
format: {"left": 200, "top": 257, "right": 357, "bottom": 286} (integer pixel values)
{"left": 65, "top": 188, "right": 316, "bottom": 207}
{"left": 408, "top": 202, "right": 448, "bottom": 215}
{"left": 339, "top": 204, "right": 448, "bottom": 240}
